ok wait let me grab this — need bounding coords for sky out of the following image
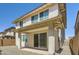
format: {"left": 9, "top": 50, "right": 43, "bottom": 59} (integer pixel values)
{"left": 0, "top": 3, "right": 79, "bottom": 38}
{"left": 66, "top": 3, "right": 79, "bottom": 38}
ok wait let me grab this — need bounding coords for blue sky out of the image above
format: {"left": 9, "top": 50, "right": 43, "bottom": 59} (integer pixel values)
{"left": 0, "top": 3, "right": 79, "bottom": 38}
{"left": 66, "top": 3, "right": 79, "bottom": 38}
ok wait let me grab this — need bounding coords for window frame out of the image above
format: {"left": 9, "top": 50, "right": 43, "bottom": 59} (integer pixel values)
{"left": 31, "top": 14, "right": 38, "bottom": 23}
{"left": 19, "top": 21, "right": 23, "bottom": 27}
{"left": 40, "top": 9, "right": 49, "bottom": 21}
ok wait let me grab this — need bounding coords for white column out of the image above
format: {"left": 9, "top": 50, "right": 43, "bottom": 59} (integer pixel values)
{"left": 48, "top": 23, "right": 56, "bottom": 55}
{"left": 16, "top": 33, "right": 21, "bottom": 49}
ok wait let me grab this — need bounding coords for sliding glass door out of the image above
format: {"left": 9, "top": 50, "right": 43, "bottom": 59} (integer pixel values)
{"left": 34, "top": 33, "right": 47, "bottom": 48}
{"left": 34, "top": 34, "right": 38, "bottom": 47}
{"left": 40, "top": 33, "right": 47, "bottom": 48}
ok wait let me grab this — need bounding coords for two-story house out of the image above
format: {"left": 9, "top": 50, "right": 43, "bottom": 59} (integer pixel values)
{"left": 0, "top": 27, "right": 15, "bottom": 39}
{"left": 13, "top": 3, "right": 66, "bottom": 54}
{"left": 4, "top": 27, "right": 15, "bottom": 39}
{"left": 0, "top": 32, "right": 4, "bottom": 39}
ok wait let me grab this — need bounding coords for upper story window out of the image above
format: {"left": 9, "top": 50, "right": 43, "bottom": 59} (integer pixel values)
{"left": 20, "top": 21, "right": 23, "bottom": 27}
{"left": 31, "top": 14, "right": 38, "bottom": 23}
{"left": 31, "top": 9, "right": 49, "bottom": 24}
{"left": 40, "top": 9, "right": 49, "bottom": 21}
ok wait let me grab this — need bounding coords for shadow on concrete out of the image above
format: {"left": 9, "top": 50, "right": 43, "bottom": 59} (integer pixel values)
{"left": 56, "top": 48, "right": 63, "bottom": 54}
{"left": 0, "top": 50, "right": 2, "bottom": 55}
{"left": 69, "top": 45, "right": 74, "bottom": 55}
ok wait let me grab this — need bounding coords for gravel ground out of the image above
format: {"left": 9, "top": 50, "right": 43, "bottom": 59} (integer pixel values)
{"left": 0, "top": 46, "right": 40, "bottom": 55}
{"left": 55, "top": 39, "right": 71, "bottom": 55}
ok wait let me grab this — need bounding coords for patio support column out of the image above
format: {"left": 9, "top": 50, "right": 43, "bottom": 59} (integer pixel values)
{"left": 48, "top": 22, "right": 56, "bottom": 55}
{"left": 16, "top": 32, "right": 21, "bottom": 49}
{"left": 55, "top": 29, "right": 60, "bottom": 52}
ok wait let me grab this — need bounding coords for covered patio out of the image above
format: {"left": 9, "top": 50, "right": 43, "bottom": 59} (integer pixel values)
{"left": 15, "top": 15, "right": 64, "bottom": 54}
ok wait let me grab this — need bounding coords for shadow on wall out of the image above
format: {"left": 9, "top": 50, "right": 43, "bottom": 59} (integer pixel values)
{"left": 69, "top": 43, "right": 75, "bottom": 55}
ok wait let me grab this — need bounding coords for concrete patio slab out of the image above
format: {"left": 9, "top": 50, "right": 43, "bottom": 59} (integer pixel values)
{"left": 21, "top": 48, "right": 48, "bottom": 55}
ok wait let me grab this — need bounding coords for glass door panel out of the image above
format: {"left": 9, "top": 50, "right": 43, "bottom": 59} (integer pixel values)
{"left": 40, "top": 33, "right": 47, "bottom": 48}
{"left": 34, "top": 34, "right": 38, "bottom": 47}
{"left": 34, "top": 33, "right": 47, "bottom": 49}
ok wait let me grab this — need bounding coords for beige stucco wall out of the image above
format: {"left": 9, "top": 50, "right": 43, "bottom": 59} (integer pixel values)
{"left": 28, "top": 33, "right": 34, "bottom": 47}
{"left": 23, "top": 17, "right": 31, "bottom": 27}
{"left": 49, "top": 4, "right": 58, "bottom": 19}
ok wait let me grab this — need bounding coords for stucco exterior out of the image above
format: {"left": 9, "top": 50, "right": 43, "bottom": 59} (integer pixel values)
{"left": 15, "top": 4, "right": 59, "bottom": 29}
{"left": 14, "top": 3, "right": 66, "bottom": 55}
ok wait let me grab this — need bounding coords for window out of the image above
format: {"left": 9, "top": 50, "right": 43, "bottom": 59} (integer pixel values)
{"left": 31, "top": 9, "right": 49, "bottom": 24}
{"left": 31, "top": 15, "right": 38, "bottom": 23}
{"left": 21, "top": 35, "right": 28, "bottom": 42}
{"left": 40, "top": 9, "right": 49, "bottom": 20}
{"left": 20, "top": 21, "right": 23, "bottom": 27}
